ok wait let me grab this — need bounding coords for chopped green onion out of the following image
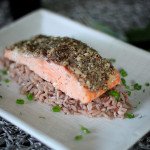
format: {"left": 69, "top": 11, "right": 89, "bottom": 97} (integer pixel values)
{"left": 109, "top": 90, "right": 120, "bottom": 101}
{"left": 0, "top": 95, "right": 2, "bottom": 99}
{"left": 125, "top": 113, "right": 135, "bottom": 119}
{"left": 127, "top": 91, "right": 131, "bottom": 96}
{"left": 52, "top": 105, "right": 61, "bottom": 112}
{"left": 121, "top": 78, "right": 126, "bottom": 86}
{"left": 125, "top": 85, "right": 130, "bottom": 90}
{"left": 0, "top": 69, "right": 8, "bottom": 75}
{"left": 16, "top": 99, "right": 25, "bottom": 105}
{"left": 80, "top": 125, "right": 91, "bottom": 134}
{"left": 4, "top": 79, "right": 10, "bottom": 83}
{"left": 27, "top": 93, "right": 34, "bottom": 101}
{"left": 120, "top": 69, "right": 128, "bottom": 77}
{"left": 134, "top": 83, "right": 142, "bottom": 90}
{"left": 108, "top": 58, "right": 116, "bottom": 63}
{"left": 145, "top": 83, "right": 150, "bottom": 86}
{"left": 74, "top": 135, "right": 83, "bottom": 141}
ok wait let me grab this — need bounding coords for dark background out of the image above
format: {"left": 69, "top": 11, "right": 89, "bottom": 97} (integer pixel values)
{"left": 0, "top": 0, "right": 150, "bottom": 150}
{"left": 0, "top": 0, "right": 150, "bottom": 51}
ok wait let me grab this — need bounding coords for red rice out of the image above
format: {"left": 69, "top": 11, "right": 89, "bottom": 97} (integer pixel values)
{"left": 1, "top": 58, "right": 131, "bottom": 119}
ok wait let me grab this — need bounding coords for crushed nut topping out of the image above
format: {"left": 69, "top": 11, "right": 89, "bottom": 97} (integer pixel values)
{"left": 8, "top": 35, "right": 115, "bottom": 91}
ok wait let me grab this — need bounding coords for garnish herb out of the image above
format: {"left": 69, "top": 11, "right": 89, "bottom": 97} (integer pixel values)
{"left": 4, "top": 79, "right": 10, "bottom": 83}
{"left": 127, "top": 91, "right": 131, "bottom": 96}
{"left": 125, "top": 85, "right": 130, "bottom": 90}
{"left": 0, "top": 69, "right": 7, "bottom": 75}
{"left": 145, "top": 83, "right": 150, "bottom": 86}
{"left": 125, "top": 113, "right": 135, "bottom": 119}
{"left": 52, "top": 105, "right": 61, "bottom": 112}
{"left": 27, "top": 93, "right": 34, "bottom": 101}
{"left": 80, "top": 125, "right": 91, "bottom": 134}
{"left": 120, "top": 69, "right": 128, "bottom": 77}
{"left": 74, "top": 135, "right": 83, "bottom": 141}
{"left": 109, "top": 90, "right": 120, "bottom": 101}
{"left": 0, "top": 95, "right": 2, "bottom": 99}
{"left": 16, "top": 99, "right": 25, "bottom": 105}
{"left": 74, "top": 125, "right": 91, "bottom": 141}
{"left": 121, "top": 78, "right": 126, "bottom": 86}
{"left": 134, "top": 83, "right": 142, "bottom": 90}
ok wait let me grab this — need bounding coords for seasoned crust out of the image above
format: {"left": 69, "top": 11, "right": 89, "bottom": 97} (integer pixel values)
{"left": 8, "top": 34, "right": 115, "bottom": 91}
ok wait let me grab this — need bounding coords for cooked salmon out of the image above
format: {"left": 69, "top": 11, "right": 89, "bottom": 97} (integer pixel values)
{"left": 4, "top": 35, "right": 120, "bottom": 103}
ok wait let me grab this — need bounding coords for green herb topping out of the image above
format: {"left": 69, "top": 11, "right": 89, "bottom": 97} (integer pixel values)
{"left": 134, "top": 83, "right": 142, "bottom": 90}
{"left": 80, "top": 125, "right": 91, "bottom": 134}
{"left": 109, "top": 90, "right": 120, "bottom": 101}
{"left": 74, "top": 135, "right": 83, "bottom": 141}
{"left": 16, "top": 99, "right": 25, "bottom": 105}
{"left": 4, "top": 79, "right": 10, "bottom": 83}
{"left": 121, "top": 78, "right": 126, "bottom": 86}
{"left": 127, "top": 91, "right": 131, "bottom": 96}
{"left": 125, "top": 113, "right": 135, "bottom": 119}
{"left": 0, "top": 69, "right": 8, "bottom": 75}
{"left": 145, "top": 83, "right": 150, "bottom": 86}
{"left": 52, "top": 105, "right": 61, "bottom": 112}
{"left": 0, "top": 95, "right": 2, "bottom": 99}
{"left": 125, "top": 85, "right": 130, "bottom": 90}
{"left": 120, "top": 69, "right": 128, "bottom": 77}
{"left": 27, "top": 93, "right": 34, "bottom": 101}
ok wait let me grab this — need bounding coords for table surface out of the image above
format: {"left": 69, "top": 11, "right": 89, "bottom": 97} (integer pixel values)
{"left": 0, "top": 0, "right": 150, "bottom": 149}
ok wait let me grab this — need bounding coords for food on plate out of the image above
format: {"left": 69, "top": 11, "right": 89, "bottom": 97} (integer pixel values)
{"left": 1, "top": 35, "right": 131, "bottom": 118}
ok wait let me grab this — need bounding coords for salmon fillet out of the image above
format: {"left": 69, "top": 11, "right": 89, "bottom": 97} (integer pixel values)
{"left": 4, "top": 35, "right": 120, "bottom": 103}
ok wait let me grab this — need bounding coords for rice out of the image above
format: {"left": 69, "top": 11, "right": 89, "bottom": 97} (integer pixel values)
{"left": 1, "top": 58, "right": 131, "bottom": 119}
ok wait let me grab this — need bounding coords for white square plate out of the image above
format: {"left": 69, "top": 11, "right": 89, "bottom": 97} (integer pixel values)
{"left": 0, "top": 9, "right": 150, "bottom": 150}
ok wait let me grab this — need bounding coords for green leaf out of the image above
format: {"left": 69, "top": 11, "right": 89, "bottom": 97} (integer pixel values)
{"left": 120, "top": 69, "right": 128, "bottom": 77}
{"left": 109, "top": 90, "right": 120, "bottom": 101}
{"left": 0, "top": 69, "right": 8, "bottom": 75}
{"left": 16, "top": 99, "right": 25, "bottom": 105}
{"left": 52, "top": 105, "right": 61, "bottom": 112}
{"left": 145, "top": 82, "right": 150, "bottom": 86}
{"left": 121, "top": 78, "right": 126, "bottom": 86}
{"left": 80, "top": 125, "right": 91, "bottom": 134}
{"left": 125, "top": 113, "right": 135, "bottom": 119}
{"left": 27, "top": 93, "right": 34, "bottom": 101}
{"left": 4, "top": 79, "right": 10, "bottom": 83}
{"left": 134, "top": 83, "right": 142, "bottom": 90}
{"left": 74, "top": 135, "right": 83, "bottom": 141}
{"left": 127, "top": 91, "right": 131, "bottom": 96}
